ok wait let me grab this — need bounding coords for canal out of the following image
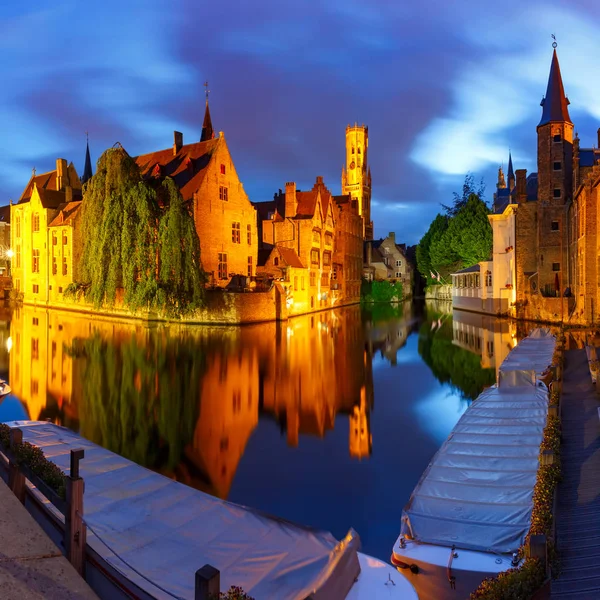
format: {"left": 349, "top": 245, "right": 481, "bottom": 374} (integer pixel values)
{"left": 0, "top": 301, "right": 518, "bottom": 561}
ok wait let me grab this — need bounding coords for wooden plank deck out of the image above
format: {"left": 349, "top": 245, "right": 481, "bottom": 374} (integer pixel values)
{"left": 551, "top": 348, "right": 600, "bottom": 598}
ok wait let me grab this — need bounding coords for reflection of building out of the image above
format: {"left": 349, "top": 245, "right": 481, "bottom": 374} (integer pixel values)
{"left": 451, "top": 310, "right": 516, "bottom": 378}
{"left": 365, "top": 301, "right": 416, "bottom": 366}
{"left": 9, "top": 304, "right": 374, "bottom": 500}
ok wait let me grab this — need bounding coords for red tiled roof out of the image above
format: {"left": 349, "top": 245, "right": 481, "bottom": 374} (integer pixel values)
{"left": 36, "top": 187, "right": 70, "bottom": 209}
{"left": 295, "top": 191, "right": 318, "bottom": 217}
{"left": 277, "top": 247, "right": 304, "bottom": 268}
{"left": 134, "top": 139, "right": 220, "bottom": 201}
{"left": 48, "top": 201, "right": 82, "bottom": 227}
{"left": 19, "top": 171, "right": 57, "bottom": 203}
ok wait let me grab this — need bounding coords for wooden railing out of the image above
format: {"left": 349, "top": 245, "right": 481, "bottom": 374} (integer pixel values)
{"left": 1, "top": 427, "right": 86, "bottom": 575}
{"left": 1, "top": 425, "right": 225, "bottom": 599}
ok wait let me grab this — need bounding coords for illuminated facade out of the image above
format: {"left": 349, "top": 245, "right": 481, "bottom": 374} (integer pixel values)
{"left": 255, "top": 176, "right": 363, "bottom": 314}
{"left": 10, "top": 159, "right": 83, "bottom": 304}
{"left": 342, "top": 124, "right": 373, "bottom": 240}
{"left": 134, "top": 103, "right": 258, "bottom": 287}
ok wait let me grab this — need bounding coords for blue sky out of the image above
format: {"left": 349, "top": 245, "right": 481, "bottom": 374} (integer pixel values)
{"left": 2, "top": 0, "right": 600, "bottom": 244}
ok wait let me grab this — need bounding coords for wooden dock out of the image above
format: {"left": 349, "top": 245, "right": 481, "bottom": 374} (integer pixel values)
{"left": 551, "top": 348, "right": 600, "bottom": 598}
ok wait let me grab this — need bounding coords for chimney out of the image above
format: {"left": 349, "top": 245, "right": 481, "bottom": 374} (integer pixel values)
{"left": 388, "top": 231, "right": 395, "bottom": 244}
{"left": 285, "top": 182, "right": 297, "bottom": 218}
{"left": 65, "top": 186, "right": 73, "bottom": 204}
{"left": 515, "top": 169, "right": 527, "bottom": 204}
{"left": 56, "top": 158, "right": 68, "bottom": 191}
{"left": 173, "top": 131, "right": 183, "bottom": 155}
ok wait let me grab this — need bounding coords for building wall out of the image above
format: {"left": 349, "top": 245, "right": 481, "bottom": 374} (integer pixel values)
{"left": 489, "top": 205, "right": 516, "bottom": 315}
{"left": 193, "top": 135, "right": 258, "bottom": 286}
{"left": 48, "top": 220, "right": 78, "bottom": 303}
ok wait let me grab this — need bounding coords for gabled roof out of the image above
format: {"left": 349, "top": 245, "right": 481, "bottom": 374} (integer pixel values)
{"left": 296, "top": 191, "right": 319, "bottom": 217}
{"left": 48, "top": 201, "right": 82, "bottom": 227}
{"left": 36, "top": 187, "right": 70, "bottom": 209}
{"left": 277, "top": 247, "right": 304, "bottom": 268}
{"left": 19, "top": 171, "right": 57, "bottom": 203}
{"left": 134, "top": 138, "right": 220, "bottom": 201}
{"left": 539, "top": 49, "right": 572, "bottom": 126}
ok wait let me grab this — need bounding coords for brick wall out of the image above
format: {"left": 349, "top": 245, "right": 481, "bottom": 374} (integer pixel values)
{"left": 193, "top": 135, "right": 258, "bottom": 286}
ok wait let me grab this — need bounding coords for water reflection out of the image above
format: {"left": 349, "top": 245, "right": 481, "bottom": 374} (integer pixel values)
{"left": 5, "top": 301, "right": 518, "bottom": 560}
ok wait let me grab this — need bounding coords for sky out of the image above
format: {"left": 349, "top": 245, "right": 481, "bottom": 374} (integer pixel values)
{"left": 2, "top": 0, "right": 600, "bottom": 245}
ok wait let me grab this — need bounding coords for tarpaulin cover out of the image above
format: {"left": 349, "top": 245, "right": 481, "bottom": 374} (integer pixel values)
{"left": 7, "top": 421, "right": 361, "bottom": 600}
{"left": 400, "top": 329, "right": 555, "bottom": 554}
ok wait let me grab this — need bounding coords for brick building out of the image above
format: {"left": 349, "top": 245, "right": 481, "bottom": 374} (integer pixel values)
{"left": 135, "top": 101, "right": 257, "bottom": 287}
{"left": 363, "top": 232, "right": 413, "bottom": 298}
{"left": 254, "top": 176, "right": 362, "bottom": 315}
{"left": 11, "top": 159, "right": 83, "bottom": 304}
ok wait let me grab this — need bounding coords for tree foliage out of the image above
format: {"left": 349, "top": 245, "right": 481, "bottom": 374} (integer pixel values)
{"left": 78, "top": 146, "right": 205, "bottom": 317}
{"left": 442, "top": 172, "right": 486, "bottom": 217}
{"left": 416, "top": 175, "right": 492, "bottom": 283}
{"left": 360, "top": 280, "right": 404, "bottom": 303}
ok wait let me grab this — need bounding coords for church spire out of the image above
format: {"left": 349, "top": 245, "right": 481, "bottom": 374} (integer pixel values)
{"left": 497, "top": 165, "right": 506, "bottom": 189}
{"left": 201, "top": 81, "right": 215, "bottom": 142}
{"left": 539, "top": 48, "right": 571, "bottom": 126}
{"left": 507, "top": 151, "right": 515, "bottom": 192}
{"left": 81, "top": 133, "right": 93, "bottom": 185}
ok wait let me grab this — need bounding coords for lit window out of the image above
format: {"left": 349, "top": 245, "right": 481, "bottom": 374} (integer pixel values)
{"left": 52, "top": 256, "right": 57, "bottom": 275}
{"left": 16, "top": 216, "right": 21, "bottom": 238}
{"left": 294, "top": 276, "right": 298, "bottom": 291}
{"left": 313, "top": 229, "right": 321, "bottom": 244}
{"left": 219, "top": 186, "right": 228, "bottom": 201}
{"left": 311, "top": 249, "right": 319, "bottom": 265}
{"left": 301, "top": 276, "right": 305, "bottom": 290}
{"left": 395, "top": 272, "right": 401, "bottom": 277}
{"left": 323, "top": 251, "right": 331, "bottom": 266}
{"left": 231, "top": 222, "right": 241, "bottom": 243}
{"left": 247, "top": 224, "right": 252, "bottom": 245}
{"left": 52, "top": 231, "right": 57, "bottom": 246}
{"left": 218, "top": 253, "right": 228, "bottom": 279}
{"left": 247, "top": 256, "right": 252, "bottom": 277}
{"left": 310, "top": 271, "right": 316, "bottom": 286}
{"left": 396, "top": 260, "right": 402, "bottom": 267}
{"left": 32, "top": 213, "right": 40, "bottom": 232}
{"left": 32, "top": 284, "right": 39, "bottom": 294}
{"left": 62, "top": 257, "right": 67, "bottom": 276}
{"left": 32, "top": 249, "right": 40, "bottom": 273}
{"left": 63, "top": 230, "right": 68, "bottom": 245}
{"left": 16, "top": 246, "right": 20, "bottom": 269}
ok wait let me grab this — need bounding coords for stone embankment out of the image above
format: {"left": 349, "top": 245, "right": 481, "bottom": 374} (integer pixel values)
{"left": 0, "top": 478, "right": 97, "bottom": 600}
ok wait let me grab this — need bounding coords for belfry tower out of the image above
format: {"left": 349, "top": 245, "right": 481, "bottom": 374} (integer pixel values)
{"left": 342, "top": 124, "right": 373, "bottom": 240}
{"left": 536, "top": 47, "right": 573, "bottom": 295}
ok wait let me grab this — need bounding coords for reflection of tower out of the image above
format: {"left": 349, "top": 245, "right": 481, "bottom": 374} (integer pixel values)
{"left": 342, "top": 124, "right": 372, "bottom": 240}
{"left": 349, "top": 386, "right": 372, "bottom": 459}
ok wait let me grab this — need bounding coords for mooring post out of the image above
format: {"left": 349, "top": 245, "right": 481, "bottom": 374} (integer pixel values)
{"left": 8, "top": 428, "right": 25, "bottom": 503}
{"left": 526, "top": 534, "right": 547, "bottom": 574}
{"left": 195, "top": 564, "right": 220, "bottom": 600}
{"left": 65, "top": 448, "right": 86, "bottom": 576}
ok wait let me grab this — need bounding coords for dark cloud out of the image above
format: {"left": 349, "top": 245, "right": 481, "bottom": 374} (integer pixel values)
{"left": 1, "top": 1, "right": 599, "bottom": 246}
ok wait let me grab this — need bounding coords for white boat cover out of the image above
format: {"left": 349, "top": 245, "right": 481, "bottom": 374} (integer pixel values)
{"left": 7, "top": 421, "right": 361, "bottom": 600}
{"left": 400, "top": 329, "right": 555, "bottom": 554}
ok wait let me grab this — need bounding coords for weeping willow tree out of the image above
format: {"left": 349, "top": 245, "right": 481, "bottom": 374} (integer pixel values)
{"left": 77, "top": 146, "right": 205, "bottom": 317}
{"left": 156, "top": 178, "right": 206, "bottom": 317}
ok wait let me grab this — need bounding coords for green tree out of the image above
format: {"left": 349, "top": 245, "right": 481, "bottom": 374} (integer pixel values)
{"left": 77, "top": 146, "right": 205, "bottom": 317}
{"left": 446, "top": 194, "right": 493, "bottom": 267}
{"left": 157, "top": 179, "right": 206, "bottom": 317}
{"left": 442, "top": 173, "right": 486, "bottom": 217}
{"left": 416, "top": 214, "right": 449, "bottom": 285}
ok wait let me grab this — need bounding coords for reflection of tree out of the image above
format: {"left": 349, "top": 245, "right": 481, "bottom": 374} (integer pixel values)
{"left": 75, "top": 331, "right": 203, "bottom": 472}
{"left": 418, "top": 314, "right": 495, "bottom": 400}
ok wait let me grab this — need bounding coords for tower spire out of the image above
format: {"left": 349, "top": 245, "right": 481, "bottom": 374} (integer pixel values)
{"left": 81, "top": 132, "right": 93, "bottom": 185}
{"left": 201, "top": 81, "right": 215, "bottom": 142}
{"left": 507, "top": 150, "right": 515, "bottom": 192}
{"left": 539, "top": 45, "right": 571, "bottom": 126}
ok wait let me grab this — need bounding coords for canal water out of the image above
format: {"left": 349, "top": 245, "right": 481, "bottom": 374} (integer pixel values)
{"left": 0, "top": 301, "right": 518, "bottom": 561}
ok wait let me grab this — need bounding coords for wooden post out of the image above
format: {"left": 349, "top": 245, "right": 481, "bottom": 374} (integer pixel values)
{"left": 541, "top": 450, "right": 554, "bottom": 466}
{"left": 65, "top": 448, "right": 86, "bottom": 576}
{"left": 527, "top": 534, "right": 547, "bottom": 573}
{"left": 8, "top": 428, "right": 25, "bottom": 503}
{"left": 195, "top": 564, "right": 220, "bottom": 600}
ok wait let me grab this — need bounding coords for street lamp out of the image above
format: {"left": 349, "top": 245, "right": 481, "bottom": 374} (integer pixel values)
{"left": 6, "top": 249, "right": 13, "bottom": 259}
